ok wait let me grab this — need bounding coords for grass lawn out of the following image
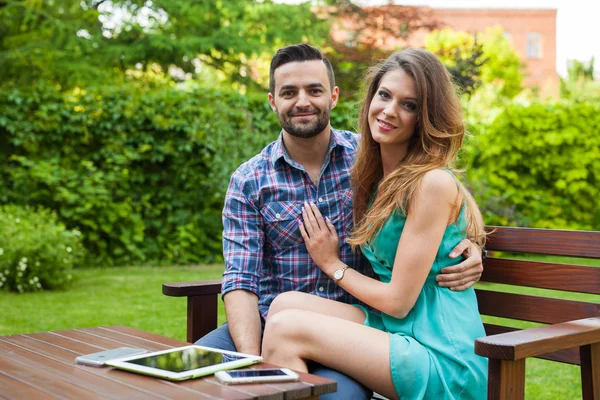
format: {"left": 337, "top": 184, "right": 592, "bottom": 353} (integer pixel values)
{"left": 1, "top": 263, "right": 595, "bottom": 399}
{"left": 0, "top": 265, "right": 226, "bottom": 341}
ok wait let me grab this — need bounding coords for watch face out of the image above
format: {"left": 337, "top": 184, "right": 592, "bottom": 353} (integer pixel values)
{"left": 334, "top": 269, "right": 343, "bottom": 280}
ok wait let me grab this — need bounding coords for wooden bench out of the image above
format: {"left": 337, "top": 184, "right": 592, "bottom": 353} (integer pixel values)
{"left": 163, "top": 226, "right": 600, "bottom": 400}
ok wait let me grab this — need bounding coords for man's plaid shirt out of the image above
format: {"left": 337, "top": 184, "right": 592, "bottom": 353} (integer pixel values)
{"left": 221, "top": 128, "right": 373, "bottom": 321}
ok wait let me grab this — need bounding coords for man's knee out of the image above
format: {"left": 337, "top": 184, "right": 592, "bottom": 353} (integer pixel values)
{"left": 309, "top": 363, "right": 373, "bottom": 400}
{"left": 194, "top": 323, "right": 237, "bottom": 352}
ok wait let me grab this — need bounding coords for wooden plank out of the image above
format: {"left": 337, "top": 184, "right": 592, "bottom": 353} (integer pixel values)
{"left": 476, "top": 290, "right": 600, "bottom": 324}
{"left": 580, "top": 343, "right": 600, "bottom": 400}
{"left": 487, "top": 358, "right": 525, "bottom": 400}
{"left": 47, "top": 329, "right": 145, "bottom": 352}
{"left": 481, "top": 258, "right": 600, "bottom": 295}
{"left": 163, "top": 280, "right": 222, "bottom": 297}
{"left": 0, "top": 356, "right": 107, "bottom": 400}
{"left": 0, "top": 371, "right": 58, "bottom": 400}
{"left": 476, "top": 317, "right": 600, "bottom": 361}
{"left": 25, "top": 331, "right": 107, "bottom": 355}
{"left": 485, "top": 226, "right": 600, "bottom": 258}
{"left": 102, "top": 326, "right": 187, "bottom": 348}
{"left": 73, "top": 327, "right": 173, "bottom": 352}
{"left": 483, "top": 324, "right": 580, "bottom": 365}
{"left": 0, "top": 334, "right": 214, "bottom": 400}
{"left": 101, "top": 325, "right": 189, "bottom": 347}
{"left": 26, "top": 330, "right": 166, "bottom": 355}
{"left": 0, "top": 340, "right": 162, "bottom": 400}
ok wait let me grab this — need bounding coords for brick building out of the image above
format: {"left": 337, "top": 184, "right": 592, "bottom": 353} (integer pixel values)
{"left": 429, "top": 8, "right": 558, "bottom": 93}
{"left": 331, "top": 6, "right": 558, "bottom": 95}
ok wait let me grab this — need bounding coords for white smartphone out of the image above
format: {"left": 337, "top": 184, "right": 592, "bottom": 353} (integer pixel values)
{"left": 215, "top": 368, "right": 299, "bottom": 384}
{"left": 76, "top": 347, "right": 148, "bottom": 367}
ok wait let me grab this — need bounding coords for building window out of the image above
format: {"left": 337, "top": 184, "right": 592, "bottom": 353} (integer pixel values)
{"left": 526, "top": 32, "right": 542, "bottom": 59}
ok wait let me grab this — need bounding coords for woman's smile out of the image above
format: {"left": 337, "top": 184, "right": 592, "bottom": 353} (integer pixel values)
{"left": 376, "top": 118, "right": 398, "bottom": 132}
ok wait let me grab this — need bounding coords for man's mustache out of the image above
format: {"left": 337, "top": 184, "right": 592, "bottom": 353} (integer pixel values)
{"left": 287, "top": 109, "right": 320, "bottom": 117}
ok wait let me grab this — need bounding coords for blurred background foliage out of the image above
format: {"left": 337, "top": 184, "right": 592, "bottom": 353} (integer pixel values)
{"left": 1, "top": 0, "right": 599, "bottom": 284}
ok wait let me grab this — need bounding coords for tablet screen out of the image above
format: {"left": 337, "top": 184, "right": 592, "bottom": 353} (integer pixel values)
{"left": 125, "top": 347, "right": 248, "bottom": 373}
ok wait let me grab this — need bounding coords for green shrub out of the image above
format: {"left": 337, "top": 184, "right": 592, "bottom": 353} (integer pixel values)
{"left": 467, "top": 101, "right": 600, "bottom": 230}
{"left": 0, "top": 205, "right": 85, "bottom": 292}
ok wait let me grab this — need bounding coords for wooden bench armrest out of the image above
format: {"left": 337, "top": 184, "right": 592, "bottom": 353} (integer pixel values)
{"left": 162, "top": 279, "right": 223, "bottom": 343}
{"left": 162, "top": 280, "right": 222, "bottom": 297}
{"left": 475, "top": 317, "right": 600, "bottom": 360}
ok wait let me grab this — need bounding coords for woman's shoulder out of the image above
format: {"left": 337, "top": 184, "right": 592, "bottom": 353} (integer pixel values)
{"left": 419, "top": 169, "right": 459, "bottom": 199}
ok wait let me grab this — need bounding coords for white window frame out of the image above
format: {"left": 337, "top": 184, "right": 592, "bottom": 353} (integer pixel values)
{"left": 526, "top": 32, "right": 542, "bottom": 59}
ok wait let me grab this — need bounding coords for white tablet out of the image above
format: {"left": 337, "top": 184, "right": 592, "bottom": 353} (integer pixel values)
{"left": 105, "top": 345, "right": 263, "bottom": 381}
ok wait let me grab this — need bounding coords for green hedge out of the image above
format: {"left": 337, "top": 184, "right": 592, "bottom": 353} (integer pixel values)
{"left": 0, "top": 84, "right": 357, "bottom": 265}
{"left": 1, "top": 84, "right": 266, "bottom": 265}
{"left": 467, "top": 101, "right": 600, "bottom": 230}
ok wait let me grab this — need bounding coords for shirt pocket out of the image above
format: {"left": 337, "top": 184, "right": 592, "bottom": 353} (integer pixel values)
{"left": 260, "top": 201, "right": 304, "bottom": 248}
{"left": 337, "top": 189, "right": 354, "bottom": 233}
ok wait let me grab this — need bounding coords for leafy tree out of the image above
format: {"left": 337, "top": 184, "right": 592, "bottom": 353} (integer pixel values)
{"left": 0, "top": 0, "right": 329, "bottom": 89}
{"left": 0, "top": 0, "right": 109, "bottom": 87}
{"left": 319, "top": 1, "right": 440, "bottom": 95}
{"left": 425, "top": 27, "right": 524, "bottom": 98}
{"left": 566, "top": 57, "right": 595, "bottom": 81}
{"left": 560, "top": 57, "right": 600, "bottom": 102}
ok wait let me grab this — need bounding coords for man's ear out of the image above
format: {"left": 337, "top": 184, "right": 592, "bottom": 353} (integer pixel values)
{"left": 268, "top": 93, "right": 277, "bottom": 113}
{"left": 331, "top": 86, "right": 340, "bottom": 109}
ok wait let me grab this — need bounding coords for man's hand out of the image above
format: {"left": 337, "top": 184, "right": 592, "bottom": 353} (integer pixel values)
{"left": 436, "top": 239, "right": 484, "bottom": 291}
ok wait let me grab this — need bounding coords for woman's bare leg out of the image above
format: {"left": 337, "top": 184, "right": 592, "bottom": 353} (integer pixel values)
{"left": 267, "top": 291, "right": 366, "bottom": 324}
{"left": 262, "top": 308, "right": 399, "bottom": 400}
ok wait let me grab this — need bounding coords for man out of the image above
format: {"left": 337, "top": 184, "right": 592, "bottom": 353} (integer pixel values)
{"left": 198, "top": 44, "right": 484, "bottom": 399}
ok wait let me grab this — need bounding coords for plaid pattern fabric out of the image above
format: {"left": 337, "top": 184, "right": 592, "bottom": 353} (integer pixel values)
{"left": 221, "top": 128, "right": 373, "bottom": 321}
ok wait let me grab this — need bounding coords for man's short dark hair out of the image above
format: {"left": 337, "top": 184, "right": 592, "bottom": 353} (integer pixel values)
{"left": 269, "top": 44, "right": 335, "bottom": 94}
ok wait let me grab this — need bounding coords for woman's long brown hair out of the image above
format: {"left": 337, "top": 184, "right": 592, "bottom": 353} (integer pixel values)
{"left": 349, "top": 48, "right": 486, "bottom": 247}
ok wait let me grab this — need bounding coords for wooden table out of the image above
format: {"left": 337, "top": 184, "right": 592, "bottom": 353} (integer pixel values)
{"left": 0, "top": 325, "right": 337, "bottom": 399}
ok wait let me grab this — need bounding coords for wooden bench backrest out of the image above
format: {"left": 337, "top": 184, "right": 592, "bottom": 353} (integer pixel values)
{"left": 477, "top": 226, "right": 600, "bottom": 366}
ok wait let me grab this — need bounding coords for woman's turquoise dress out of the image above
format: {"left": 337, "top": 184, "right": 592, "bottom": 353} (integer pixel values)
{"left": 355, "top": 183, "right": 488, "bottom": 399}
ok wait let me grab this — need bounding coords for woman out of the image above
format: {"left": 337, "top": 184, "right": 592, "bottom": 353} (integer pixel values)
{"left": 261, "top": 48, "right": 488, "bottom": 400}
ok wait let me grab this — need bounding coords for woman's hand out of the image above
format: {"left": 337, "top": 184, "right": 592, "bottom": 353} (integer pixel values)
{"left": 298, "top": 202, "right": 341, "bottom": 275}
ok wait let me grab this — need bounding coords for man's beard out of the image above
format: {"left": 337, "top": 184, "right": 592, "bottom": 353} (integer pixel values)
{"left": 277, "top": 107, "right": 331, "bottom": 139}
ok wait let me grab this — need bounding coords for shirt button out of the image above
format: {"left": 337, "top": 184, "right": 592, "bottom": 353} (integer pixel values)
{"left": 318, "top": 197, "right": 324, "bottom": 203}
{"left": 318, "top": 286, "right": 324, "bottom": 292}
{"left": 275, "top": 213, "right": 281, "bottom": 219}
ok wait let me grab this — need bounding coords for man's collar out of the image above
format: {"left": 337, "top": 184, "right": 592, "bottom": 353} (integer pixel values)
{"left": 270, "top": 128, "right": 353, "bottom": 165}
